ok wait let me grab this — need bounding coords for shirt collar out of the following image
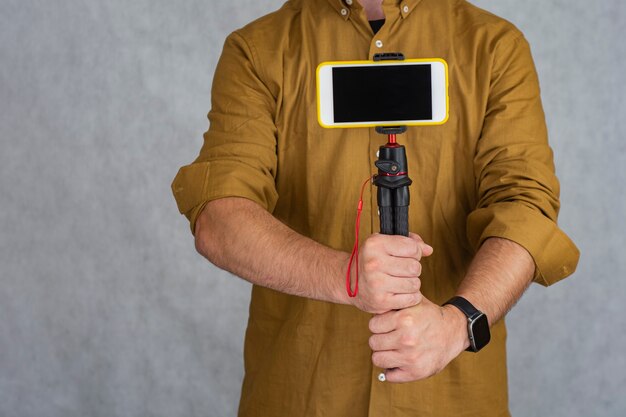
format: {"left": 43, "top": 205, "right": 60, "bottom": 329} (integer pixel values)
{"left": 326, "top": 0, "right": 423, "bottom": 21}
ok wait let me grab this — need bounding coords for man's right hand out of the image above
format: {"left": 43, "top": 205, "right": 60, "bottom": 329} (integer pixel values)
{"left": 349, "top": 233, "right": 433, "bottom": 314}
{"left": 195, "top": 198, "right": 433, "bottom": 310}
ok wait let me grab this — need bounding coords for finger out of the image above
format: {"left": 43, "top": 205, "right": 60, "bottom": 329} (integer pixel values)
{"left": 388, "top": 292, "right": 422, "bottom": 310}
{"left": 408, "top": 232, "right": 424, "bottom": 243}
{"left": 388, "top": 277, "right": 421, "bottom": 295}
{"left": 371, "top": 350, "right": 404, "bottom": 370}
{"left": 379, "top": 235, "right": 424, "bottom": 259}
{"left": 408, "top": 233, "right": 434, "bottom": 257}
{"left": 369, "top": 310, "right": 398, "bottom": 334}
{"left": 369, "top": 331, "right": 401, "bottom": 352}
{"left": 382, "top": 367, "right": 417, "bottom": 384}
{"left": 421, "top": 243, "right": 434, "bottom": 257}
{"left": 379, "top": 256, "right": 422, "bottom": 278}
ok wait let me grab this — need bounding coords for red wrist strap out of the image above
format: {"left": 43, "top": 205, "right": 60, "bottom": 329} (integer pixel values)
{"left": 346, "top": 176, "right": 373, "bottom": 297}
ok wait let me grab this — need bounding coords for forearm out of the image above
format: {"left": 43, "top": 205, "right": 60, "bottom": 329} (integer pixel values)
{"left": 455, "top": 237, "right": 536, "bottom": 326}
{"left": 194, "top": 197, "right": 351, "bottom": 305}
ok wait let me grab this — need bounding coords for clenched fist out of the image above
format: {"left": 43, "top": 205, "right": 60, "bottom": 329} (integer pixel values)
{"left": 349, "top": 233, "right": 433, "bottom": 314}
{"left": 368, "top": 297, "right": 469, "bottom": 383}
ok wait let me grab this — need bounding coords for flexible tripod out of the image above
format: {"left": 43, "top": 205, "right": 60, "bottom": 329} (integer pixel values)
{"left": 373, "top": 125, "right": 412, "bottom": 237}
{"left": 372, "top": 125, "right": 412, "bottom": 383}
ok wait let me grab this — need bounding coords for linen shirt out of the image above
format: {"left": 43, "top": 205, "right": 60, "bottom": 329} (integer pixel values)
{"left": 172, "top": 0, "right": 580, "bottom": 415}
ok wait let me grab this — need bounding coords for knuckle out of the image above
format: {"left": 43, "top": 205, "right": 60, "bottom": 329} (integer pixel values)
{"left": 399, "top": 310, "right": 418, "bottom": 329}
{"left": 363, "top": 258, "right": 380, "bottom": 273}
{"left": 368, "top": 234, "right": 384, "bottom": 248}
{"left": 362, "top": 239, "right": 379, "bottom": 257}
{"left": 399, "top": 313, "right": 415, "bottom": 329}
{"left": 400, "top": 333, "right": 417, "bottom": 348}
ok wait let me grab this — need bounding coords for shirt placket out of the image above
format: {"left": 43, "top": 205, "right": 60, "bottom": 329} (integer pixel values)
{"left": 365, "top": 4, "right": 403, "bottom": 416}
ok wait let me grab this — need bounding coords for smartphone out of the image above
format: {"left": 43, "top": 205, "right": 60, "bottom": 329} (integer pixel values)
{"left": 316, "top": 58, "right": 449, "bottom": 128}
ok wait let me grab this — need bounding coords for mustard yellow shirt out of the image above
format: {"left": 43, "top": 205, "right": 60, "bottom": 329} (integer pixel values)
{"left": 172, "top": 0, "right": 580, "bottom": 415}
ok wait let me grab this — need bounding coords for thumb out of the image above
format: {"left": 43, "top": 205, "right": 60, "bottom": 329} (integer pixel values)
{"left": 380, "top": 367, "right": 412, "bottom": 384}
{"left": 408, "top": 233, "right": 434, "bottom": 258}
{"left": 421, "top": 242, "right": 434, "bottom": 257}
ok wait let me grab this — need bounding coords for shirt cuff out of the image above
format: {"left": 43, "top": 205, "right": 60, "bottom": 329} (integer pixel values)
{"left": 467, "top": 202, "right": 580, "bottom": 286}
{"left": 171, "top": 160, "right": 279, "bottom": 235}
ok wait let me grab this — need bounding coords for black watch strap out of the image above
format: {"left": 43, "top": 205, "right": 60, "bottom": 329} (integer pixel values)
{"left": 444, "top": 296, "right": 491, "bottom": 352}
{"left": 444, "top": 296, "right": 481, "bottom": 320}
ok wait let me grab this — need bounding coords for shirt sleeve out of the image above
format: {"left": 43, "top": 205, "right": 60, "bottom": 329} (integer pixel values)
{"left": 171, "top": 31, "right": 279, "bottom": 234}
{"left": 466, "top": 34, "right": 580, "bottom": 286}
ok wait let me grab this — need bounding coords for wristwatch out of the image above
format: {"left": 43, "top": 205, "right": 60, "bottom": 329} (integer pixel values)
{"left": 444, "top": 296, "right": 491, "bottom": 352}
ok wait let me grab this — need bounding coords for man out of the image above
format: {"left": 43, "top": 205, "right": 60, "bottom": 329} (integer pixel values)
{"left": 172, "top": 0, "right": 580, "bottom": 415}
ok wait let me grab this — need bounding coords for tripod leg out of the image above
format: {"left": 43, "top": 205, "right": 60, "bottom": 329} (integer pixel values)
{"left": 394, "top": 206, "right": 409, "bottom": 237}
{"left": 379, "top": 207, "right": 395, "bottom": 235}
{"left": 379, "top": 187, "right": 409, "bottom": 236}
{"left": 393, "top": 186, "right": 410, "bottom": 237}
{"left": 378, "top": 187, "right": 395, "bottom": 235}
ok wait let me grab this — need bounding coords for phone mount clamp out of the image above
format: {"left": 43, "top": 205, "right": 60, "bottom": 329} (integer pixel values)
{"left": 372, "top": 53, "right": 411, "bottom": 237}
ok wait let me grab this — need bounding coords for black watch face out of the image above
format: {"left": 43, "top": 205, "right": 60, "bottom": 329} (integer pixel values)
{"left": 470, "top": 314, "right": 491, "bottom": 351}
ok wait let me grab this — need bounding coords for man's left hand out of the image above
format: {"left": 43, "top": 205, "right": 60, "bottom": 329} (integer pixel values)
{"left": 368, "top": 296, "right": 470, "bottom": 383}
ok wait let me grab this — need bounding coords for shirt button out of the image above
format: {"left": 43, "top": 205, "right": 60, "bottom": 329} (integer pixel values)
{"left": 403, "top": 5, "right": 409, "bottom": 13}
{"left": 346, "top": 0, "right": 353, "bottom": 5}
{"left": 341, "top": 8, "right": 348, "bottom": 16}
{"left": 375, "top": 40, "right": 383, "bottom": 48}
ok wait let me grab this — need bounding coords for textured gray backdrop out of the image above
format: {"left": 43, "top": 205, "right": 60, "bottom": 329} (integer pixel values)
{"left": 0, "top": 1, "right": 624, "bottom": 416}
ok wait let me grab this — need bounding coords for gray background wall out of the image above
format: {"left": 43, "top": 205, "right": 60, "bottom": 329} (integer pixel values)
{"left": 0, "top": 0, "right": 624, "bottom": 416}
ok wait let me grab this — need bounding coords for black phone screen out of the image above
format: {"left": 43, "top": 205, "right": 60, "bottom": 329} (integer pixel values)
{"left": 332, "top": 64, "right": 432, "bottom": 123}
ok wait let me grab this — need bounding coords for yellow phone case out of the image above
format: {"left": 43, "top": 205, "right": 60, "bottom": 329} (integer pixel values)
{"left": 316, "top": 58, "right": 449, "bottom": 129}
